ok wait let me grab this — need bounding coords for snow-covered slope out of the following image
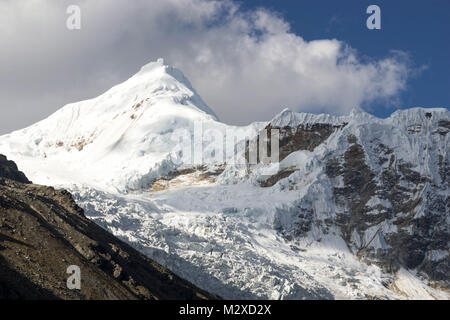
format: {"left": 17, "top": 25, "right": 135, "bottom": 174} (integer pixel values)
{"left": 0, "top": 59, "right": 448, "bottom": 300}
{"left": 0, "top": 59, "right": 262, "bottom": 192}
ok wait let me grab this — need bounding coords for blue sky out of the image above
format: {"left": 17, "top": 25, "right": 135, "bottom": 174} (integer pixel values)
{"left": 241, "top": 0, "right": 450, "bottom": 117}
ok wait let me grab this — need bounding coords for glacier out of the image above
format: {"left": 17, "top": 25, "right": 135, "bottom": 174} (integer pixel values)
{"left": 0, "top": 59, "right": 448, "bottom": 300}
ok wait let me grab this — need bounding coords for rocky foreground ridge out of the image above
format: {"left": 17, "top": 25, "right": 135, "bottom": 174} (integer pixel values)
{"left": 0, "top": 155, "right": 215, "bottom": 300}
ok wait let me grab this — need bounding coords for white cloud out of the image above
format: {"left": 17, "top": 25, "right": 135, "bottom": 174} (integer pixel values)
{"left": 0, "top": 0, "right": 412, "bottom": 131}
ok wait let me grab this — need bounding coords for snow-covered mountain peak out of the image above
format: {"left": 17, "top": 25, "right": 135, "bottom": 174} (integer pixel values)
{"left": 4, "top": 58, "right": 218, "bottom": 144}
{"left": 138, "top": 57, "right": 166, "bottom": 73}
{"left": 0, "top": 59, "right": 224, "bottom": 191}
{"left": 0, "top": 58, "right": 448, "bottom": 300}
{"left": 136, "top": 58, "right": 189, "bottom": 87}
{"left": 119, "top": 58, "right": 218, "bottom": 119}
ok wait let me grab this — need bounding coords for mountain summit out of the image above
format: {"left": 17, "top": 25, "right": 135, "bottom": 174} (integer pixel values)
{"left": 0, "top": 60, "right": 448, "bottom": 299}
{"left": 0, "top": 60, "right": 223, "bottom": 191}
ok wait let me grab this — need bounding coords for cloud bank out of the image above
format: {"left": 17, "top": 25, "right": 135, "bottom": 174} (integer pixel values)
{"left": 0, "top": 0, "right": 412, "bottom": 132}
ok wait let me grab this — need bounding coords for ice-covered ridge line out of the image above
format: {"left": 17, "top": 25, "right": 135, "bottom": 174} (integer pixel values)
{"left": 269, "top": 108, "right": 349, "bottom": 127}
{"left": 388, "top": 107, "right": 449, "bottom": 128}
{"left": 269, "top": 107, "right": 449, "bottom": 128}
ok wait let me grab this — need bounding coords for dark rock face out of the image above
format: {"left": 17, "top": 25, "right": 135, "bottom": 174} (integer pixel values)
{"left": 248, "top": 123, "right": 346, "bottom": 163}
{"left": 326, "top": 134, "right": 449, "bottom": 285}
{"left": 329, "top": 135, "right": 378, "bottom": 245}
{"left": 277, "top": 123, "right": 347, "bottom": 160}
{"left": 248, "top": 122, "right": 346, "bottom": 187}
{"left": 268, "top": 111, "right": 449, "bottom": 288}
{"left": 0, "top": 156, "right": 215, "bottom": 300}
{"left": 0, "top": 155, "right": 30, "bottom": 184}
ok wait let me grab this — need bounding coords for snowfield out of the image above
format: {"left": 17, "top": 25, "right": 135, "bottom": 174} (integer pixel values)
{"left": 0, "top": 59, "right": 448, "bottom": 300}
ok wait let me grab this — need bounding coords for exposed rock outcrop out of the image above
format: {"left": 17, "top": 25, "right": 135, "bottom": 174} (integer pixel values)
{"left": 0, "top": 155, "right": 30, "bottom": 184}
{"left": 246, "top": 121, "right": 346, "bottom": 187}
{"left": 261, "top": 108, "right": 449, "bottom": 289}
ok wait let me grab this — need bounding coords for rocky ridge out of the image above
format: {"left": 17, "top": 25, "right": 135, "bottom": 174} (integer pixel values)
{"left": 0, "top": 155, "right": 215, "bottom": 300}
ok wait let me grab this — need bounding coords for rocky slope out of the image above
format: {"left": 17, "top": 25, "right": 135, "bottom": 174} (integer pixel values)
{"left": 0, "top": 155, "right": 214, "bottom": 300}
